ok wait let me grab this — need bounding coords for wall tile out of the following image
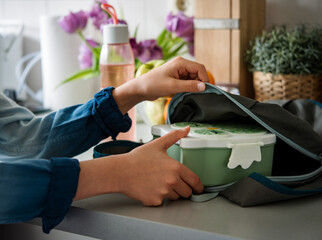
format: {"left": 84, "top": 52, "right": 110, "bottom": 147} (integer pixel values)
{"left": 146, "top": 0, "right": 169, "bottom": 39}
{"left": 0, "top": 1, "right": 4, "bottom": 19}
{"left": 3, "top": 0, "right": 46, "bottom": 28}
{"left": 47, "top": 0, "right": 93, "bottom": 16}
{"left": 108, "top": 0, "right": 147, "bottom": 40}
{"left": 105, "top": 0, "right": 170, "bottom": 40}
{"left": 2, "top": 0, "right": 46, "bottom": 41}
{"left": 266, "top": 0, "right": 322, "bottom": 28}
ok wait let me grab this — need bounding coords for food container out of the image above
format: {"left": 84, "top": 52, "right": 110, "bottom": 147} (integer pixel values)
{"left": 152, "top": 122, "right": 276, "bottom": 186}
{"left": 93, "top": 140, "right": 142, "bottom": 158}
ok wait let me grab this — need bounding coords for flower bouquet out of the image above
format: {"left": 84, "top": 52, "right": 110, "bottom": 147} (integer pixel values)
{"left": 57, "top": 0, "right": 195, "bottom": 87}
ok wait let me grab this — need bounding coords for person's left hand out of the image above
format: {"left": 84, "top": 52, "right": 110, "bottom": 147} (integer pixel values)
{"left": 113, "top": 57, "right": 209, "bottom": 114}
{"left": 74, "top": 126, "right": 204, "bottom": 204}
{"left": 115, "top": 126, "right": 204, "bottom": 206}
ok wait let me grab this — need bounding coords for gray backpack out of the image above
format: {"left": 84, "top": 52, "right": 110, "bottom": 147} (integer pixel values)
{"left": 166, "top": 83, "right": 322, "bottom": 206}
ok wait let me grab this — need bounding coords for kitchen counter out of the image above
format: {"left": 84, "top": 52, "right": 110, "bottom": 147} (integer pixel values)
{"left": 2, "top": 122, "right": 322, "bottom": 239}
{"left": 70, "top": 192, "right": 322, "bottom": 240}
{"left": 3, "top": 192, "right": 322, "bottom": 240}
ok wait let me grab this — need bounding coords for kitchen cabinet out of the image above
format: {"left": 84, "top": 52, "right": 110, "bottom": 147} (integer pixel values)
{"left": 194, "top": 0, "right": 266, "bottom": 98}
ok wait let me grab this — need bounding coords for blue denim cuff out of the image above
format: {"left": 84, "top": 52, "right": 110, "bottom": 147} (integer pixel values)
{"left": 93, "top": 87, "right": 132, "bottom": 140}
{"left": 42, "top": 157, "right": 80, "bottom": 233}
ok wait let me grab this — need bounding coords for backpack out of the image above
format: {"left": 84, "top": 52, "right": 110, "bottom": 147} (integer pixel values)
{"left": 166, "top": 83, "right": 322, "bottom": 206}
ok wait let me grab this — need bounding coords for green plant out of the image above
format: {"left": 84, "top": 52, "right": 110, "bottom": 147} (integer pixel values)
{"left": 246, "top": 25, "right": 322, "bottom": 75}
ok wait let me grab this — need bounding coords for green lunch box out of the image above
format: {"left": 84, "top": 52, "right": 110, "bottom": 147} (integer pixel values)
{"left": 152, "top": 122, "right": 276, "bottom": 186}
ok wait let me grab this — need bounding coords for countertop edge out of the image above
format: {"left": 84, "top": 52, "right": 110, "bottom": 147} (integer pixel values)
{"left": 28, "top": 206, "right": 241, "bottom": 240}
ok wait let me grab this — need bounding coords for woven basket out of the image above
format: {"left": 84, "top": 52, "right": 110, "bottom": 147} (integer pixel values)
{"left": 253, "top": 72, "right": 322, "bottom": 102}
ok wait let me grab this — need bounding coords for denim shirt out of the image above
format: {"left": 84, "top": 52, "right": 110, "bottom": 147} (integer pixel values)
{"left": 0, "top": 87, "right": 131, "bottom": 233}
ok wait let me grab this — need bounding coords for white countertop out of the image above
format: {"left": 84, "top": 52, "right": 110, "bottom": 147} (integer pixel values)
{"left": 71, "top": 192, "right": 322, "bottom": 240}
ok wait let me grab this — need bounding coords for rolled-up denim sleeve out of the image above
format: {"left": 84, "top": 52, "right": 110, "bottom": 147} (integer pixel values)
{"left": 0, "top": 87, "right": 132, "bottom": 159}
{"left": 0, "top": 157, "right": 80, "bottom": 233}
{"left": 0, "top": 87, "right": 131, "bottom": 233}
{"left": 93, "top": 87, "right": 132, "bottom": 140}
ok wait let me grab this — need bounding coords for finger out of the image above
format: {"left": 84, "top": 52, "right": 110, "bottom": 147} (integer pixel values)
{"left": 153, "top": 126, "right": 190, "bottom": 150}
{"left": 173, "top": 58, "right": 209, "bottom": 83}
{"left": 171, "top": 79, "right": 206, "bottom": 93}
{"left": 173, "top": 179, "right": 193, "bottom": 198}
{"left": 166, "top": 189, "right": 181, "bottom": 200}
{"left": 180, "top": 166, "right": 204, "bottom": 194}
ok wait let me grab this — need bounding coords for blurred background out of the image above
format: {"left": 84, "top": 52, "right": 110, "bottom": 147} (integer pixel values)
{"left": 0, "top": 0, "right": 321, "bottom": 111}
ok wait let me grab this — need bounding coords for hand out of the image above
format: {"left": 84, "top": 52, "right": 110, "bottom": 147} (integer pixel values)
{"left": 75, "top": 127, "right": 204, "bottom": 205}
{"left": 118, "top": 126, "right": 204, "bottom": 206}
{"left": 113, "top": 57, "right": 209, "bottom": 114}
{"left": 134, "top": 57, "right": 209, "bottom": 101}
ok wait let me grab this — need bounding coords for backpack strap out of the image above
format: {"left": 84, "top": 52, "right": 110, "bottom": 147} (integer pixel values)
{"left": 220, "top": 172, "right": 322, "bottom": 206}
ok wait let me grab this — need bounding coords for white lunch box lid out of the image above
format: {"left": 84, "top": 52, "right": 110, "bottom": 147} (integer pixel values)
{"left": 151, "top": 122, "right": 276, "bottom": 149}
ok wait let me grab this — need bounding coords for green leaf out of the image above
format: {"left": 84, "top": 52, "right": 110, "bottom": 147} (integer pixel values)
{"left": 56, "top": 69, "right": 100, "bottom": 89}
{"left": 245, "top": 25, "right": 322, "bottom": 74}
{"left": 133, "top": 25, "right": 139, "bottom": 38}
{"left": 159, "top": 31, "right": 173, "bottom": 49}
{"left": 157, "top": 29, "right": 168, "bottom": 46}
{"left": 164, "top": 42, "right": 186, "bottom": 60}
{"left": 92, "top": 54, "right": 99, "bottom": 71}
{"left": 135, "top": 58, "right": 143, "bottom": 72}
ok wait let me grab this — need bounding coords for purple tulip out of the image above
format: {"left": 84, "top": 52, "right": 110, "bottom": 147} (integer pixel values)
{"left": 166, "top": 12, "right": 194, "bottom": 43}
{"left": 88, "top": 0, "right": 108, "bottom": 17}
{"left": 139, "top": 40, "right": 163, "bottom": 62}
{"left": 130, "top": 38, "right": 163, "bottom": 63}
{"left": 88, "top": 1, "right": 127, "bottom": 30}
{"left": 129, "top": 38, "right": 140, "bottom": 58}
{"left": 106, "top": 18, "right": 127, "bottom": 25}
{"left": 78, "top": 39, "right": 99, "bottom": 69}
{"left": 58, "top": 11, "right": 88, "bottom": 34}
{"left": 88, "top": 0, "right": 109, "bottom": 29}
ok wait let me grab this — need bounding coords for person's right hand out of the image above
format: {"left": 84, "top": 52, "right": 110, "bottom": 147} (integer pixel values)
{"left": 113, "top": 57, "right": 208, "bottom": 115}
{"left": 118, "top": 126, "right": 204, "bottom": 206}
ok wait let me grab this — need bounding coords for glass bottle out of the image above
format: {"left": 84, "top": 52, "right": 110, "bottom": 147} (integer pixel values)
{"left": 100, "top": 24, "right": 136, "bottom": 141}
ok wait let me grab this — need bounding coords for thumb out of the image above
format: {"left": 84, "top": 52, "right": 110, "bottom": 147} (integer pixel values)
{"left": 174, "top": 80, "right": 206, "bottom": 93}
{"left": 155, "top": 126, "right": 190, "bottom": 150}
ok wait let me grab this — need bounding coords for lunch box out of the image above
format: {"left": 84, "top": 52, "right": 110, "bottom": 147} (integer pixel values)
{"left": 152, "top": 122, "right": 276, "bottom": 186}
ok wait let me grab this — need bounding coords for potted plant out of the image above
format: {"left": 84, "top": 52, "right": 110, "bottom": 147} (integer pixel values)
{"left": 246, "top": 25, "right": 322, "bottom": 102}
